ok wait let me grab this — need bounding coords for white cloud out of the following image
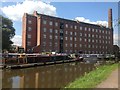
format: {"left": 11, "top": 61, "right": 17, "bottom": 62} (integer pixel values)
{"left": 1, "top": 0, "right": 56, "bottom": 21}
{"left": 11, "top": 35, "right": 22, "bottom": 46}
{"left": 75, "top": 17, "right": 108, "bottom": 27}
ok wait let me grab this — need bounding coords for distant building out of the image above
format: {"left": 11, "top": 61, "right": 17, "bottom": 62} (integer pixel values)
{"left": 22, "top": 9, "right": 113, "bottom": 54}
{"left": 113, "top": 45, "right": 120, "bottom": 57}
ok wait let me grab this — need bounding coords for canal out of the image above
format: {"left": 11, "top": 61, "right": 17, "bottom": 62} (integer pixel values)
{"left": 2, "top": 62, "right": 96, "bottom": 88}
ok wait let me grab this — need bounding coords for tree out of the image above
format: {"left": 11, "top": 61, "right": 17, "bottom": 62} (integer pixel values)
{"left": 1, "top": 15, "right": 15, "bottom": 51}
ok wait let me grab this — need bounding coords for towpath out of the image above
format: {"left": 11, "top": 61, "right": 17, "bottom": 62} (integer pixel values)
{"left": 96, "top": 67, "right": 119, "bottom": 88}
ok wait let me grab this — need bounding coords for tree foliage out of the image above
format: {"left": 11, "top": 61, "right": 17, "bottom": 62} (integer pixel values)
{"left": 1, "top": 15, "right": 15, "bottom": 51}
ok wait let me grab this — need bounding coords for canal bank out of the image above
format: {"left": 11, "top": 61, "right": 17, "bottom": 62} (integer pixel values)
{"left": 64, "top": 63, "right": 118, "bottom": 88}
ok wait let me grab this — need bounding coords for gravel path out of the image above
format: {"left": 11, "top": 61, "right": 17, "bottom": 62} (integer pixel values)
{"left": 96, "top": 68, "right": 119, "bottom": 88}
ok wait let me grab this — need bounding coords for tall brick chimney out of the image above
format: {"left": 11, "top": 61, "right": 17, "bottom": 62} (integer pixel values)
{"left": 108, "top": 8, "right": 113, "bottom": 29}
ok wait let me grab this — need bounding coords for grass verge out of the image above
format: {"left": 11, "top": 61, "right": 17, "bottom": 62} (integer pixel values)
{"left": 64, "top": 63, "right": 118, "bottom": 88}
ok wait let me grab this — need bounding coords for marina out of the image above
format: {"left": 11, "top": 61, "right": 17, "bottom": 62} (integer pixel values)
{"left": 1, "top": 53, "right": 116, "bottom": 69}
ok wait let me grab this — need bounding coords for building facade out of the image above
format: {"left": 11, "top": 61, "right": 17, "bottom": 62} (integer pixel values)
{"left": 22, "top": 9, "right": 113, "bottom": 54}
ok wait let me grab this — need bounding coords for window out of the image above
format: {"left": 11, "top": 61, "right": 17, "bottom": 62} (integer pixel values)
{"left": 92, "top": 39, "right": 94, "bottom": 42}
{"left": 103, "top": 36, "right": 104, "bottom": 39}
{"left": 106, "top": 41, "right": 107, "bottom": 44}
{"left": 70, "top": 37, "right": 72, "bottom": 41}
{"left": 99, "top": 35, "right": 101, "bottom": 38}
{"left": 92, "top": 35, "right": 94, "bottom": 38}
{"left": 66, "top": 24, "right": 68, "bottom": 28}
{"left": 74, "top": 32, "right": 77, "bottom": 36}
{"left": 109, "top": 37, "right": 110, "bottom": 39}
{"left": 65, "top": 50, "right": 68, "bottom": 52}
{"left": 99, "top": 40, "right": 101, "bottom": 43}
{"left": 60, "top": 36, "right": 63, "bottom": 40}
{"left": 55, "top": 36, "right": 58, "bottom": 39}
{"left": 84, "top": 38, "right": 87, "bottom": 42}
{"left": 74, "top": 37, "right": 77, "bottom": 41}
{"left": 80, "top": 33, "right": 82, "bottom": 36}
{"left": 99, "top": 30, "right": 101, "bottom": 33}
{"left": 55, "top": 30, "right": 58, "bottom": 33}
{"left": 79, "top": 44, "right": 82, "bottom": 47}
{"left": 70, "top": 50, "right": 72, "bottom": 52}
{"left": 106, "top": 31, "right": 107, "bottom": 34}
{"left": 65, "top": 44, "right": 68, "bottom": 47}
{"left": 65, "top": 37, "right": 68, "bottom": 40}
{"left": 88, "top": 39, "right": 91, "bottom": 42}
{"left": 96, "top": 40, "right": 98, "bottom": 43}
{"left": 85, "top": 27, "right": 87, "bottom": 31}
{"left": 80, "top": 38, "right": 82, "bottom": 41}
{"left": 88, "top": 34, "right": 91, "bottom": 37}
{"left": 106, "top": 36, "right": 107, "bottom": 39}
{"left": 55, "top": 43, "right": 58, "bottom": 47}
{"left": 49, "top": 42, "right": 52, "bottom": 46}
{"left": 49, "top": 21, "right": 53, "bottom": 25}
{"left": 43, "top": 42, "right": 46, "bottom": 46}
{"left": 43, "top": 34, "right": 46, "bottom": 38}
{"left": 88, "top": 45, "right": 91, "bottom": 48}
{"left": 109, "top": 31, "right": 110, "bottom": 34}
{"left": 80, "top": 26, "right": 82, "bottom": 30}
{"left": 70, "top": 32, "right": 72, "bottom": 35}
{"left": 75, "top": 44, "right": 77, "bottom": 47}
{"left": 92, "top": 29, "right": 94, "bottom": 32}
{"left": 55, "top": 22, "right": 58, "bottom": 26}
{"left": 43, "top": 20, "right": 46, "bottom": 24}
{"left": 88, "top": 28, "right": 91, "bottom": 31}
{"left": 66, "top": 31, "right": 68, "bottom": 34}
{"left": 60, "top": 29, "right": 63, "bottom": 33}
{"left": 28, "top": 27, "right": 32, "bottom": 31}
{"left": 103, "top": 40, "right": 104, "bottom": 43}
{"left": 43, "top": 28, "right": 46, "bottom": 32}
{"left": 74, "top": 25, "right": 77, "bottom": 29}
{"left": 96, "top": 45, "right": 98, "bottom": 48}
{"left": 27, "top": 41, "right": 31, "bottom": 46}
{"left": 85, "top": 33, "right": 87, "bottom": 37}
{"left": 96, "top": 35, "right": 98, "bottom": 38}
{"left": 28, "top": 20, "right": 32, "bottom": 24}
{"left": 27, "top": 34, "right": 31, "bottom": 38}
{"left": 96, "top": 29, "right": 98, "bottom": 32}
{"left": 70, "top": 25, "right": 73, "bottom": 29}
{"left": 50, "top": 29, "right": 52, "bottom": 33}
{"left": 70, "top": 44, "right": 72, "bottom": 47}
{"left": 102, "top": 30, "right": 104, "bottom": 33}
{"left": 103, "top": 46, "right": 104, "bottom": 49}
{"left": 106, "top": 46, "right": 107, "bottom": 49}
{"left": 49, "top": 35, "right": 52, "bottom": 39}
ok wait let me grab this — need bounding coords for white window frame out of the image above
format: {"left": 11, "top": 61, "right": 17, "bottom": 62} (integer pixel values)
{"left": 49, "top": 21, "right": 53, "bottom": 26}
{"left": 27, "top": 34, "right": 31, "bottom": 39}
{"left": 43, "top": 20, "right": 47, "bottom": 24}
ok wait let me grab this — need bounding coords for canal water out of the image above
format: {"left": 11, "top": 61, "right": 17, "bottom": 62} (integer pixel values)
{"left": 2, "top": 62, "right": 96, "bottom": 88}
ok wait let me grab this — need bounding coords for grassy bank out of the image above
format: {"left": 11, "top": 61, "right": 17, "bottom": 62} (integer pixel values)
{"left": 64, "top": 63, "right": 118, "bottom": 88}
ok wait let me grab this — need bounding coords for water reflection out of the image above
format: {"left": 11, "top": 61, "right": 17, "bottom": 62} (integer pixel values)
{"left": 2, "top": 62, "right": 96, "bottom": 88}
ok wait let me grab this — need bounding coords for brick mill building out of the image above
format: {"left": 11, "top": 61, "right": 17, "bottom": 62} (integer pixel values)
{"left": 22, "top": 9, "right": 113, "bottom": 54}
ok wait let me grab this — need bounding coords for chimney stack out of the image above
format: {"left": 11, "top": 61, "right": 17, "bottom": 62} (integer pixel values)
{"left": 108, "top": 8, "right": 113, "bottom": 29}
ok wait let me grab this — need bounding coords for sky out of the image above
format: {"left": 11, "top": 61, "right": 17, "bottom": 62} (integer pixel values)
{"left": 0, "top": 0, "right": 119, "bottom": 46}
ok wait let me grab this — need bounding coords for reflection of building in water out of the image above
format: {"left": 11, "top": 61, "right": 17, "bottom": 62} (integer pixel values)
{"left": 2, "top": 63, "right": 95, "bottom": 88}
